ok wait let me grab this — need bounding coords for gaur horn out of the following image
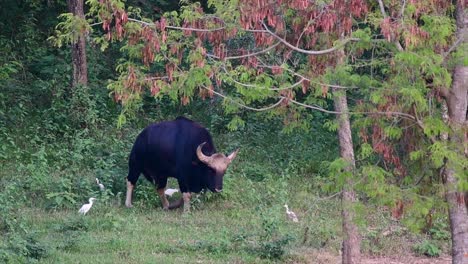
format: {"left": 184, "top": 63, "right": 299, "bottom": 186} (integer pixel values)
{"left": 227, "top": 148, "right": 240, "bottom": 163}
{"left": 196, "top": 142, "right": 213, "bottom": 164}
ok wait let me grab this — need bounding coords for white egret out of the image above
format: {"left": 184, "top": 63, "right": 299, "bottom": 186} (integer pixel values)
{"left": 284, "top": 204, "right": 299, "bottom": 223}
{"left": 164, "top": 188, "right": 179, "bottom": 197}
{"left": 95, "top": 178, "right": 105, "bottom": 191}
{"left": 78, "top": 198, "right": 96, "bottom": 215}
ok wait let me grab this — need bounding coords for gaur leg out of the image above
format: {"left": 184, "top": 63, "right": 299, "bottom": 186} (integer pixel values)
{"left": 182, "top": 192, "right": 192, "bottom": 213}
{"left": 125, "top": 160, "right": 141, "bottom": 208}
{"left": 126, "top": 181, "right": 135, "bottom": 208}
{"left": 156, "top": 188, "right": 169, "bottom": 210}
{"left": 173, "top": 156, "right": 196, "bottom": 212}
{"left": 155, "top": 176, "right": 169, "bottom": 210}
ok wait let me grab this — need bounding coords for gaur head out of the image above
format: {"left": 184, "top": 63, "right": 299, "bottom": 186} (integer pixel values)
{"left": 196, "top": 142, "right": 239, "bottom": 192}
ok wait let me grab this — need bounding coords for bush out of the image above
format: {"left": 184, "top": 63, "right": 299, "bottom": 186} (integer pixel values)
{"left": 414, "top": 240, "right": 441, "bottom": 257}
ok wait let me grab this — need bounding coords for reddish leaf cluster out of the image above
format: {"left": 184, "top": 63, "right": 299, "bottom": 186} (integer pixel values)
{"left": 301, "top": 79, "right": 309, "bottom": 94}
{"left": 98, "top": 0, "right": 128, "bottom": 41}
{"left": 391, "top": 199, "right": 404, "bottom": 219}
{"left": 371, "top": 125, "right": 406, "bottom": 177}
{"left": 380, "top": 17, "right": 399, "bottom": 42}
{"left": 150, "top": 80, "right": 161, "bottom": 96}
{"left": 271, "top": 65, "right": 283, "bottom": 75}
{"left": 241, "top": 0, "right": 366, "bottom": 51}
{"left": 404, "top": 25, "right": 429, "bottom": 48}
{"left": 141, "top": 26, "right": 160, "bottom": 66}
{"left": 124, "top": 66, "right": 141, "bottom": 93}
{"left": 408, "top": 0, "right": 451, "bottom": 17}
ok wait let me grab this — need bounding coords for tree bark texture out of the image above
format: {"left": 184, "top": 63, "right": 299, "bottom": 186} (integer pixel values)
{"left": 444, "top": 1, "right": 468, "bottom": 263}
{"left": 67, "top": 0, "right": 88, "bottom": 87}
{"left": 334, "top": 91, "right": 361, "bottom": 264}
{"left": 333, "top": 49, "right": 361, "bottom": 264}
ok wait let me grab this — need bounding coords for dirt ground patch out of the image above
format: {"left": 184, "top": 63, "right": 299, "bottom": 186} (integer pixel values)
{"left": 289, "top": 248, "right": 451, "bottom": 264}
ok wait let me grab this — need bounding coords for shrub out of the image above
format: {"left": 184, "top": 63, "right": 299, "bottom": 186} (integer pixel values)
{"left": 414, "top": 240, "right": 441, "bottom": 257}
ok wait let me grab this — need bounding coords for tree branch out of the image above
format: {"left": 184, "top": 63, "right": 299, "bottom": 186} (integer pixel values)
{"left": 377, "top": 0, "right": 404, "bottom": 51}
{"left": 288, "top": 97, "right": 417, "bottom": 120}
{"left": 261, "top": 21, "right": 360, "bottom": 55}
{"left": 202, "top": 85, "right": 285, "bottom": 111}
{"left": 377, "top": 0, "right": 387, "bottom": 19}
{"left": 255, "top": 58, "right": 358, "bottom": 89}
{"left": 219, "top": 65, "right": 305, "bottom": 91}
{"left": 207, "top": 42, "right": 280, "bottom": 60}
{"left": 443, "top": 37, "right": 463, "bottom": 61}
{"left": 127, "top": 18, "right": 225, "bottom": 32}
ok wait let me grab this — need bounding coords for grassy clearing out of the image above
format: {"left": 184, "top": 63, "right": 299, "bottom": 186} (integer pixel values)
{"left": 7, "top": 174, "right": 450, "bottom": 264}
{"left": 22, "top": 185, "right": 339, "bottom": 264}
{"left": 0, "top": 115, "right": 451, "bottom": 263}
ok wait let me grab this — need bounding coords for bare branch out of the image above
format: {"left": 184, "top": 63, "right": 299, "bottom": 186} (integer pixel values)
{"left": 377, "top": 0, "right": 388, "bottom": 19}
{"left": 287, "top": 98, "right": 348, "bottom": 114}
{"left": 377, "top": 0, "right": 404, "bottom": 51}
{"left": 412, "top": 104, "right": 437, "bottom": 144}
{"left": 207, "top": 42, "right": 280, "bottom": 60}
{"left": 261, "top": 21, "right": 360, "bottom": 55}
{"left": 144, "top": 76, "right": 169, "bottom": 81}
{"left": 90, "top": 21, "right": 103, "bottom": 27}
{"left": 400, "top": 0, "right": 406, "bottom": 18}
{"left": 244, "top": 29, "right": 269, "bottom": 33}
{"left": 128, "top": 18, "right": 154, "bottom": 26}
{"left": 295, "top": 8, "right": 328, "bottom": 47}
{"left": 165, "top": 25, "right": 225, "bottom": 32}
{"left": 128, "top": 18, "right": 225, "bottom": 32}
{"left": 443, "top": 37, "right": 463, "bottom": 61}
{"left": 270, "top": 79, "right": 305, "bottom": 91}
{"left": 288, "top": 97, "right": 417, "bottom": 120}
{"left": 202, "top": 85, "right": 285, "bottom": 111}
{"left": 255, "top": 58, "right": 358, "bottom": 89}
{"left": 219, "top": 65, "right": 305, "bottom": 91}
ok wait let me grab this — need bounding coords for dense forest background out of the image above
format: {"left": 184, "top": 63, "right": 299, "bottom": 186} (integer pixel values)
{"left": 0, "top": 0, "right": 466, "bottom": 263}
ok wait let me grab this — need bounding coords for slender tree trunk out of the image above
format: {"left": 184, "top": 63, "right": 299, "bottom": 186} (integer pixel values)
{"left": 443, "top": 2, "right": 468, "bottom": 263}
{"left": 67, "top": 0, "right": 88, "bottom": 87}
{"left": 334, "top": 50, "right": 361, "bottom": 264}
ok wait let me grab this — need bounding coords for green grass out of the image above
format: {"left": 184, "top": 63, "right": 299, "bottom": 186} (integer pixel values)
{"left": 0, "top": 113, "right": 451, "bottom": 263}
{"left": 2, "top": 173, "right": 452, "bottom": 263}
{"left": 20, "top": 192, "right": 336, "bottom": 263}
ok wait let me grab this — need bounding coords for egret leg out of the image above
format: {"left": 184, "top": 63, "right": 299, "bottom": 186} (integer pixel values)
{"left": 125, "top": 181, "right": 134, "bottom": 208}
{"left": 156, "top": 188, "right": 169, "bottom": 210}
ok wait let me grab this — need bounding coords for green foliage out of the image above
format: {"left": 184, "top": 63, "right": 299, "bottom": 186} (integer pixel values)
{"left": 226, "top": 115, "right": 246, "bottom": 131}
{"left": 49, "top": 13, "right": 91, "bottom": 47}
{"left": 414, "top": 240, "right": 441, "bottom": 257}
{"left": 428, "top": 220, "right": 450, "bottom": 241}
{"left": 0, "top": 0, "right": 461, "bottom": 262}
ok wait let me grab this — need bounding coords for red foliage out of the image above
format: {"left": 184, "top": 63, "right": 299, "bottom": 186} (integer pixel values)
{"left": 371, "top": 124, "right": 406, "bottom": 177}
{"left": 98, "top": 0, "right": 372, "bottom": 109}
{"left": 271, "top": 65, "right": 283, "bottom": 75}
{"left": 391, "top": 199, "right": 404, "bottom": 219}
{"left": 165, "top": 63, "right": 174, "bottom": 82}
{"left": 150, "top": 80, "right": 160, "bottom": 96}
{"left": 301, "top": 79, "right": 309, "bottom": 94}
{"left": 404, "top": 25, "right": 429, "bottom": 47}
{"left": 380, "top": 17, "right": 399, "bottom": 42}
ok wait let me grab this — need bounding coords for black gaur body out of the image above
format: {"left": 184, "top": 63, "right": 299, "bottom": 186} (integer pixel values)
{"left": 125, "top": 117, "right": 239, "bottom": 212}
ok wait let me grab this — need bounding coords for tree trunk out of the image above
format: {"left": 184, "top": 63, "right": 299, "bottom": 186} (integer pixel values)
{"left": 67, "top": 0, "right": 88, "bottom": 87}
{"left": 334, "top": 49, "right": 361, "bottom": 264}
{"left": 443, "top": 2, "right": 468, "bottom": 263}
